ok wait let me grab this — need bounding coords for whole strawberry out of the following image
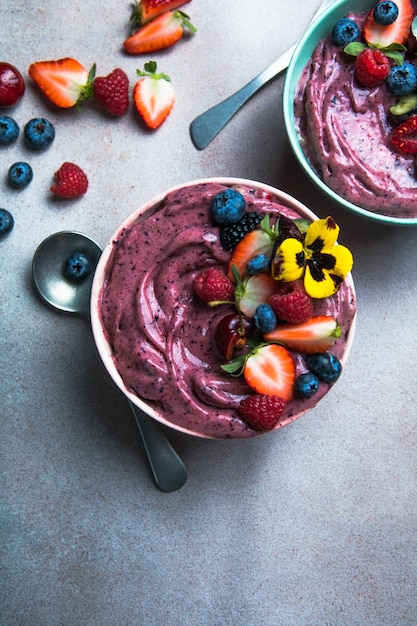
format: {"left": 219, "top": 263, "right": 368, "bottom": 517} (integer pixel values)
{"left": 238, "top": 394, "right": 287, "bottom": 431}
{"left": 51, "top": 162, "right": 88, "bottom": 198}
{"left": 193, "top": 268, "right": 234, "bottom": 303}
{"left": 269, "top": 281, "right": 314, "bottom": 324}
{"left": 93, "top": 68, "right": 129, "bottom": 116}
{"left": 355, "top": 48, "right": 390, "bottom": 88}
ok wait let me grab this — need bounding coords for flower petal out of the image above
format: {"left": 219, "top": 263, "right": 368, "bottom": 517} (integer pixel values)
{"left": 305, "top": 216, "right": 339, "bottom": 253}
{"left": 304, "top": 265, "right": 339, "bottom": 298}
{"left": 326, "top": 243, "right": 354, "bottom": 278}
{"left": 272, "top": 238, "right": 304, "bottom": 282}
{"left": 304, "top": 244, "right": 354, "bottom": 298}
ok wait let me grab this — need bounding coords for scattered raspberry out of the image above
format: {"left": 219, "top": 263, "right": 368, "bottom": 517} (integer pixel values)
{"left": 93, "top": 68, "right": 129, "bottom": 116}
{"left": 193, "top": 268, "right": 235, "bottom": 303}
{"left": 51, "top": 162, "right": 88, "bottom": 198}
{"left": 391, "top": 114, "right": 417, "bottom": 153}
{"left": 269, "top": 281, "right": 314, "bottom": 324}
{"left": 238, "top": 394, "right": 287, "bottom": 431}
{"left": 354, "top": 48, "right": 390, "bottom": 88}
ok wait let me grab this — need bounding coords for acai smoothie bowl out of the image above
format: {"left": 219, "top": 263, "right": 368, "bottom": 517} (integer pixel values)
{"left": 283, "top": 0, "right": 417, "bottom": 225}
{"left": 91, "top": 178, "right": 356, "bottom": 439}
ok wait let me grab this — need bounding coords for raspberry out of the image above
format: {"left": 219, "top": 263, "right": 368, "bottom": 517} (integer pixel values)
{"left": 269, "top": 281, "right": 314, "bottom": 324}
{"left": 193, "top": 268, "right": 235, "bottom": 303}
{"left": 354, "top": 48, "right": 390, "bottom": 88}
{"left": 93, "top": 68, "right": 129, "bottom": 116}
{"left": 238, "top": 394, "right": 287, "bottom": 431}
{"left": 50, "top": 162, "right": 88, "bottom": 198}
{"left": 391, "top": 114, "right": 417, "bottom": 153}
{"left": 219, "top": 211, "right": 263, "bottom": 250}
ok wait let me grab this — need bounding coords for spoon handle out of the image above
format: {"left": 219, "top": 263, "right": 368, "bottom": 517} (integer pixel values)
{"left": 129, "top": 400, "right": 188, "bottom": 492}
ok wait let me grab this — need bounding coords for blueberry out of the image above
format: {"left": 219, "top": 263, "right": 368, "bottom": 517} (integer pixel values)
{"left": 210, "top": 189, "right": 246, "bottom": 225}
{"left": 0, "top": 208, "right": 14, "bottom": 236}
{"left": 331, "top": 18, "right": 360, "bottom": 46}
{"left": 0, "top": 116, "right": 20, "bottom": 145}
{"left": 295, "top": 372, "right": 320, "bottom": 398}
{"left": 246, "top": 253, "right": 269, "bottom": 275}
{"left": 253, "top": 303, "right": 277, "bottom": 333}
{"left": 24, "top": 117, "right": 55, "bottom": 150}
{"left": 386, "top": 62, "right": 417, "bottom": 96}
{"left": 64, "top": 252, "right": 93, "bottom": 281}
{"left": 8, "top": 161, "right": 33, "bottom": 189}
{"left": 306, "top": 353, "right": 342, "bottom": 384}
{"left": 373, "top": 1, "right": 398, "bottom": 25}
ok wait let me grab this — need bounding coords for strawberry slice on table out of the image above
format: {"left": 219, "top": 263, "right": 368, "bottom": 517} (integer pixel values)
{"left": 243, "top": 344, "right": 296, "bottom": 402}
{"left": 133, "top": 61, "right": 175, "bottom": 128}
{"left": 124, "top": 10, "right": 196, "bottom": 54}
{"left": 363, "top": 0, "right": 413, "bottom": 47}
{"left": 130, "top": 0, "right": 191, "bottom": 28}
{"left": 28, "top": 58, "right": 95, "bottom": 108}
{"left": 264, "top": 315, "right": 341, "bottom": 354}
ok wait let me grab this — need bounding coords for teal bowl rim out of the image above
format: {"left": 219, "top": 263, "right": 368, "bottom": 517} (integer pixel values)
{"left": 283, "top": 0, "right": 417, "bottom": 226}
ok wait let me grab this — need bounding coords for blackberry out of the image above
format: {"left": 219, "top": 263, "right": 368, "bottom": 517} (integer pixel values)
{"left": 219, "top": 211, "right": 263, "bottom": 250}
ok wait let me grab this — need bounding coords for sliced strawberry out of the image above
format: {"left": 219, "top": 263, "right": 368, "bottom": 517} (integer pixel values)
{"left": 391, "top": 114, "right": 417, "bottom": 152}
{"left": 131, "top": 0, "right": 191, "bottom": 28}
{"left": 264, "top": 315, "right": 341, "bottom": 354}
{"left": 227, "top": 230, "right": 274, "bottom": 279}
{"left": 123, "top": 10, "right": 196, "bottom": 54}
{"left": 363, "top": 0, "right": 413, "bottom": 47}
{"left": 243, "top": 344, "right": 295, "bottom": 402}
{"left": 235, "top": 273, "right": 277, "bottom": 317}
{"left": 28, "top": 58, "right": 94, "bottom": 108}
{"left": 133, "top": 61, "right": 175, "bottom": 128}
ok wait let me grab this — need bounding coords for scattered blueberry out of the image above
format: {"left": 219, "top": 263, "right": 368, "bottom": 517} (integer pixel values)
{"left": 210, "top": 189, "right": 246, "bottom": 225}
{"left": 8, "top": 161, "right": 33, "bottom": 189}
{"left": 331, "top": 18, "right": 360, "bottom": 46}
{"left": 253, "top": 303, "right": 277, "bottom": 333}
{"left": 246, "top": 253, "right": 269, "bottom": 275}
{"left": 0, "top": 208, "right": 14, "bottom": 236}
{"left": 386, "top": 62, "right": 417, "bottom": 96}
{"left": 64, "top": 252, "right": 93, "bottom": 281}
{"left": 295, "top": 372, "right": 320, "bottom": 398}
{"left": 24, "top": 117, "right": 55, "bottom": 150}
{"left": 373, "top": 1, "right": 398, "bottom": 25}
{"left": 0, "top": 116, "right": 20, "bottom": 145}
{"left": 306, "top": 353, "right": 342, "bottom": 384}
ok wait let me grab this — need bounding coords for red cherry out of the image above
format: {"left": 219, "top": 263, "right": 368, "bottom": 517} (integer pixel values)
{"left": 0, "top": 62, "right": 25, "bottom": 107}
{"left": 215, "top": 313, "right": 252, "bottom": 361}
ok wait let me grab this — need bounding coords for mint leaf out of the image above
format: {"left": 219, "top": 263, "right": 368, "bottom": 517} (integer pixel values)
{"left": 344, "top": 42, "right": 367, "bottom": 57}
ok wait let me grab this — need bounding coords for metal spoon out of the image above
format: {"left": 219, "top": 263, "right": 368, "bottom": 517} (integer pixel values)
{"left": 32, "top": 231, "right": 188, "bottom": 492}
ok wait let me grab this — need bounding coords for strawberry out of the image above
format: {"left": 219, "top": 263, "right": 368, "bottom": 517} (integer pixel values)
{"left": 235, "top": 272, "right": 277, "bottom": 318}
{"left": 354, "top": 48, "right": 390, "bottom": 88}
{"left": 133, "top": 61, "right": 175, "bottom": 129}
{"left": 193, "top": 268, "right": 234, "bottom": 303}
{"left": 227, "top": 230, "right": 274, "bottom": 279}
{"left": 391, "top": 114, "right": 417, "bottom": 152}
{"left": 243, "top": 344, "right": 295, "bottom": 402}
{"left": 269, "top": 281, "right": 314, "bottom": 324}
{"left": 264, "top": 315, "right": 341, "bottom": 354}
{"left": 93, "top": 68, "right": 129, "bottom": 116}
{"left": 50, "top": 162, "right": 88, "bottom": 198}
{"left": 363, "top": 0, "right": 413, "bottom": 47}
{"left": 123, "top": 10, "right": 196, "bottom": 54}
{"left": 238, "top": 394, "right": 287, "bottom": 431}
{"left": 28, "top": 58, "right": 95, "bottom": 108}
{"left": 130, "top": 0, "right": 191, "bottom": 28}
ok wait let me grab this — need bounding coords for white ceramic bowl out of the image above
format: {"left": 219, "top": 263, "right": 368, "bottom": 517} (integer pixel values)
{"left": 283, "top": 0, "right": 417, "bottom": 226}
{"left": 91, "top": 178, "right": 356, "bottom": 439}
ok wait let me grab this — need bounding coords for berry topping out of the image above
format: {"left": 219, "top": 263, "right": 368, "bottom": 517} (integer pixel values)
{"left": 93, "top": 68, "right": 129, "bottom": 116}
{"left": 386, "top": 61, "right": 417, "bottom": 95}
{"left": 50, "top": 162, "right": 88, "bottom": 198}
{"left": 306, "top": 353, "right": 342, "bottom": 384}
{"left": 234, "top": 272, "right": 277, "bottom": 318}
{"left": 363, "top": 0, "right": 413, "bottom": 47}
{"left": 246, "top": 253, "right": 270, "bottom": 275}
{"left": 64, "top": 252, "right": 93, "bottom": 281}
{"left": 227, "top": 215, "right": 277, "bottom": 279}
{"left": 219, "top": 211, "right": 263, "bottom": 250}
{"left": 28, "top": 58, "right": 95, "bottom": 108}
{"left": 0, "top": 208, "right": 14, "bottom": 236}
{"left": 295, "top": 372, "right": 320, "bottom": 399}
{"left": 391, "top": 114, "right": 417, "bottom": 153}
{"left": 373, "top": 0, "right": 399, "bottom": 25}
{"left": 130, "top": 0, "right": 191, "bottom": 28}
{"left": 355, "top": 48, "right": 390, "bottom": 89}
{"left": 24, "top": 117, "right": 55, "bottom": 150}
{"left": 331, "top": 18, "right": 360, "bottom": 46}
{"left": 243, "top": 344, "right": 296, "bottom": 402}
{"left": 8, "top": 162, "right": 33, "bottom": 189}
{"left": 0, "top": 116, "right": 19, "bottom": 145}
{"left": 210, "top": 188, "right": 246, "bottom": 225}
{"left": 253, "top": 303, "right": 277, "bottom": 333}
{"left": 124, "top": 9, "right": 196, "bottom": 54}
{"left": 0, "top": 62, "right": 25, "bottom": 107}
{"left": 264, "top": 315, "right": 341, "bottom": 354}
{"left": 133, "top": 61, "right": 175, "bottom": 129}
{"left": 269, "top": 281, "right": 314, "bottom": 324}
{"left": 238, "top": 394, "right": 287, "bottom": 431}
{"left": 193, "top": 267, "right": 235, "bottom": 303}
{"left": 215, "top": 313, "right": 252, "bottom": 361}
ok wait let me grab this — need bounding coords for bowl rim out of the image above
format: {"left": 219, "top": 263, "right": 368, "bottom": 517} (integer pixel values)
{"left": 90, "top": 177, "right": 357, "bottom": 439}
{"left": 283, "top": 0, "right": 417, "bottom": 226}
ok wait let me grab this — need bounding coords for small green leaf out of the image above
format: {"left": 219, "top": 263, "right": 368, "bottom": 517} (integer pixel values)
{"left": 221, "top": 355, "right": 246, "bottom": 376}
{"left": 385, "top": 50, "right": 405, "bottom": 65}
{"left": 344, "top": 42, "right": 367, "bottom": 57}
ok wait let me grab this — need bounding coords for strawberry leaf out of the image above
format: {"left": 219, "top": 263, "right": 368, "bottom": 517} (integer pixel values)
{"left": 344, "top": 42, "right": 367, "bottom": 57}
{"left": 221, "top": 354, "right": 247, "bottom": 375}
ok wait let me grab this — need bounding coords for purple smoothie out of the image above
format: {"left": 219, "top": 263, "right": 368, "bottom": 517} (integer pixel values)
{"left": 295, "top": 10, "right": 417, "bottom": 219}
{"left": 97, "top": 182, "right": 356, "bottom": 439}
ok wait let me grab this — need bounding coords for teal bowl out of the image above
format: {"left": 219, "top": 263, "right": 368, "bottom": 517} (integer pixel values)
{"left": 283, "top": 0, "right": 417, "bottom": 226}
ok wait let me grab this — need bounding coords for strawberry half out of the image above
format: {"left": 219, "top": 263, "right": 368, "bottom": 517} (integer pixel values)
{"left": 133, "top": 61, "right": 175, "bottom": 128}
{"left": 28, "top": 58, "right": 95, "bottom": 108}
{"left": 227, "top": 229, "right": 275, "bottom": 279}
{"left": 123, "top": 10, "right": 196, "bottom": 54}
{"left": 130, "top": 0, "right": 191, "bottom": 28}
{"left": 363, "top": 0, "right": 413, "bottom": 47}
{"left": 235, "top": 272, "right": 277, "bottom": 318}
{"left": 243, "top": 344, "right": 295, "bottom": 402}
{"left": 264, "top": 315, "right": 341, "bottom": 354}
